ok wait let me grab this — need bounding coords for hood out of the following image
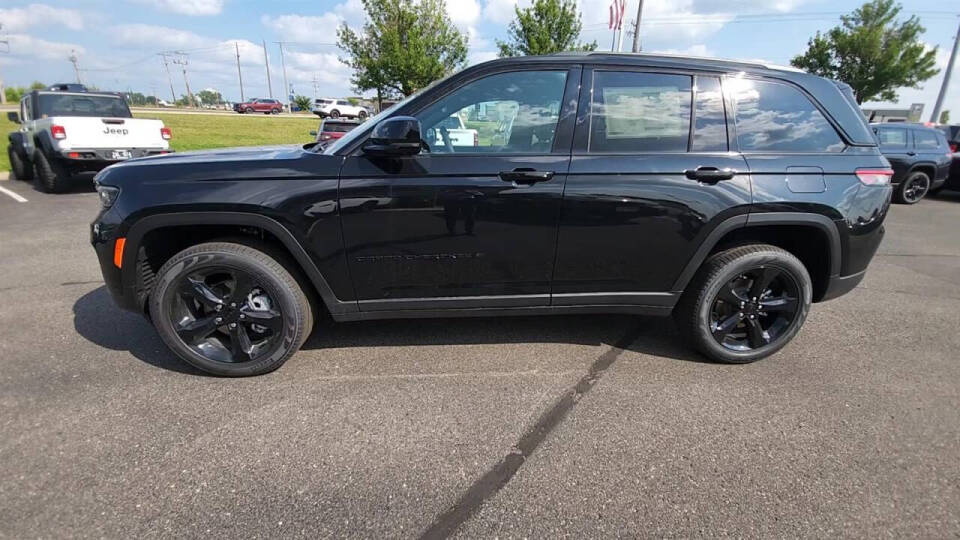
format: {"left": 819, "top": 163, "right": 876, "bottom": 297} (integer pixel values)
{"left": 95, "top": 144, "right": 342, "bottom": 186}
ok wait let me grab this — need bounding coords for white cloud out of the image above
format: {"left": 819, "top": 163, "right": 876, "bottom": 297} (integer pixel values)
{"left": 649, "top": 44, "right": 712, "bottom": 57}
{"left": 3, "top": 34, "right": 84, "bottom": 61}
{"left": 469, "top": 50, "right": 499, "bottom": 65}
{"left": 129, "top": 0, "right": 224, "bottom": 16}
{"left": 483, "top": 0, "right": 528, "bottom": 24}
{"left": 0, "top": 4, "right": 85, "bottom": 32}
{"left": 261, "top": 14, "right": 343, "bottom": 42}
{"left": 111, "top": 24, "right": 215, "bottom": 50}
{"left": 447, "top": 0, "right": 482, "bottom": 26}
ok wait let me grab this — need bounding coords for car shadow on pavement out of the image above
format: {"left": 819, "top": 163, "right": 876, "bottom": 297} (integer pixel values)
{"left": 73, "top": 286, "right": 709, "bottom": 376}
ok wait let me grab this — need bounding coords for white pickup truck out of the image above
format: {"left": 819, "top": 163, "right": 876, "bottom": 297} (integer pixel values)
{"left": 427, "top": 114, "right": 479, "bottom": 149}
{"left": 6, "top": 90, "right": 172, "bottom": 193}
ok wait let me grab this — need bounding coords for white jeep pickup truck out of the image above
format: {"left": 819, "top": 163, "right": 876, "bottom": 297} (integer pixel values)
{"left": 6, "top": 90, "right": 172, "bottom": 192}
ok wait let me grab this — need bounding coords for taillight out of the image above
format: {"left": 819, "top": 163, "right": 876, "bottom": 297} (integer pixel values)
{"left": 51, "top": 125, "right": 66, "bottom": 140}
{"left": 856, "top": 168, "right": 893, "bottom": 186}
{"left": 160, "top": 127, "right": 172, "bottom": 140}
{"left": 950, "top": 143, "right": 957, "bottom": 153}
{"left": 473, "top": 132, "right": 478, "bottom": 146}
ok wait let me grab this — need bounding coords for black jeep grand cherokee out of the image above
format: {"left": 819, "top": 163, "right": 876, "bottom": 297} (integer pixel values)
{"left": 91, "top": 53, "right": 892, "bottom": 376}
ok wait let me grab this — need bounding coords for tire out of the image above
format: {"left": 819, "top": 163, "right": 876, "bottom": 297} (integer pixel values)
{"left": 32, "top": 150, "right": 71, "bottom": 193}
{"left": 245, "top": 107, "right": 254, "bottom": 114}
{"left": 674, "top": 244, "right": 812, "bottom": 364}
{"left": 272, "top": 108, "right": 281, "bottom": 115}
{"left": 149, "top": 242, "right": 314, "bottom": 376}
{"left": 894, "top": 171, "right": 931, "bottom": 204}
{"left": 8, "top": 145, "right": 33, "bottom": 181}
{"left": 329, "top": 109, "right": 340, "bottom": 119}
{"left": 357, "top": 110, "right": 367, "bottom": 120}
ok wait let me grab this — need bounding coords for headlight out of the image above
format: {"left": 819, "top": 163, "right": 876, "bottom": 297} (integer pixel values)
{"left": 97, "top": 185, "right": 120, "bottom": 208}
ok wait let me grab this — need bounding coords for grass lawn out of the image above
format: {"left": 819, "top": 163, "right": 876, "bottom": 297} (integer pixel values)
{"left": 1, "top": 112, "right": 321, "bottom": 173}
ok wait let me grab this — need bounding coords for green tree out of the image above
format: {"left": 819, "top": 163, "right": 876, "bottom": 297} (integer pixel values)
{"left": 195, "top": 89, "right": 223, "bottom": 106}
{"left": 791, "top": 0, "right": 938, "bottom": 104}
{"left": 293, "top": 95, "right": 313, "bottom": 112}
{"left": 337, "top": 0, "right": 468, "bottom": 102}
{"left": 496, "top": 0, "right": 596, "bottom": 57}
{"left": 29, "top": 81, "right": 46, "bottom": 90}
{"left": 939, "top": 110, "right": 950, "bottom": 124}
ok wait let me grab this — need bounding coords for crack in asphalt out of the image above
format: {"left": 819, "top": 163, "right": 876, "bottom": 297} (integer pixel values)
{"left": 418, "top": 324, "right": 644, "bottom": 539}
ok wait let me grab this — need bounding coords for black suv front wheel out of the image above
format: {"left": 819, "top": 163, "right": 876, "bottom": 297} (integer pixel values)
{"left": 149, "top": 242, "right": 314, "bottom": 376}
{"left": 675, "top": 244, "right": 812, "bottom": 364}
{"left": 895, "top": 171, "right": 930, "bottom": 204}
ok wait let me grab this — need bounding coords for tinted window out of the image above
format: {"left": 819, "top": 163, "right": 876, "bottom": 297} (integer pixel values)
{"left": 589, "top": 71, "right": 691, "bottom": 153}
{"left": 692, "top": 76, "right": 727, "bottom": 152}
{"left": 416, "top": 70, "right": 567, "bottom": 154}
{"left": 876, "top": 127, "right": 907, "bottom": 147}
{"left": 730, "top": 78, "right": 844, "bottom": 152}
{"left": 321, "top": 121, "right": 356, "bottom": 133}
{"left": 37, "top": 94, "right": 132, "bottom": 118}
{"left": 914, "top": 130, "right": 940, "bottom": 149}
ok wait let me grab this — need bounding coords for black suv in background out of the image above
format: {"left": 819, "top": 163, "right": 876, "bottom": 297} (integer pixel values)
{"left": 871, "top": 123, "right": 952, "bottom": 203}
{"left": 91, "top": 53, "right": 892, "bottom": 376}
{"left": 936, "top": 124, "right": 960, "bottom": 192}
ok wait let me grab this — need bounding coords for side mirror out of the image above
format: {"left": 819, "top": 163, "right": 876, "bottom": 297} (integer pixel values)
{"left": 363, "top": 116, "right": 422, "bottom": 156}
{"left": 7, "top": 111, "right": 21, "bottom": 124}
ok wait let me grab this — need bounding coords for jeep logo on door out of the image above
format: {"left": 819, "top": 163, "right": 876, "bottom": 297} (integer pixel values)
{"left": 103, "top": 127, "right": 129, "bottom": 135}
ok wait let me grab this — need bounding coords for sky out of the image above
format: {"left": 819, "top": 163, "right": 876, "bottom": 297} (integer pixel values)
{"left": 0, "top": 0, "right": 957, "bottom": 116}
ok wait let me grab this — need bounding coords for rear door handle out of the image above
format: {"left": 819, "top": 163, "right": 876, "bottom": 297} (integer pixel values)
{"left": 499, "top": 168, "right": 554, "bottom": 185}
{"left": 685, "top": 167, "right": 736, "bottom": 183}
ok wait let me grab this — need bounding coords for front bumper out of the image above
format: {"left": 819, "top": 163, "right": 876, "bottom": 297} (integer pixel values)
{"left": 820, "top": 269, "right": 867, "bottom": 302}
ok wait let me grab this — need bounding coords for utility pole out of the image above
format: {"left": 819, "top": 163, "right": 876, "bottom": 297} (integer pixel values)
{"left": 0, "top": 25, "right": 8, "bottom": 104}
{"left": 235, "top": 42, "right": 245, "bottom": 103}
{"left": 631, "top": 0, "right": 644, "bottom": 52}
{"left": 930, "top": 18, "right": 960, "bottom": 124}
{"left": 262, "top": 39, "right": 274, "bottom": 99}
{"left": 69, "top": 49, "right": 84, "bottom": 85}
{"left": 275, "top": 42, "right": 291, "bottom": 111}
{"left": 312, "top": 74, "right": 321, "bottom": 98}
{"left": 160, "top": 54, "right": 177, "bottom": 103}
{"left": 171, "top": 53, "right": 196, "bottom": 108}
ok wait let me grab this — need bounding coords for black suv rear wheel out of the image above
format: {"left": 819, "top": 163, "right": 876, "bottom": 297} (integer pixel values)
{"left": 149, "top": 242, "right": 314, "bottom": 376}
{"left": 674, "top": 244, "right": 812, "bottom": 364}
{"left": 895, "top": 171, "right": 930, "bottom": 204}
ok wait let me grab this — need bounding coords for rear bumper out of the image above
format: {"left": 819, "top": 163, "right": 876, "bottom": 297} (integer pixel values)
{"left": 58, "top": 148, "right": 172, "bottom": 171}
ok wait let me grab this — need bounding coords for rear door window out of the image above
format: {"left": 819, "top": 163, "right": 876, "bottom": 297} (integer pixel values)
{"left": 876, "top": 127, "right": 907, "bottom": 147}
{"left": 589, "top": 71, "right": 692, "bottom": 153}
{"left": 914, "top": 130, "right": 940, "bottom": 149}
{"left": 730, "top": 78, "right": 845, "bottom": 152}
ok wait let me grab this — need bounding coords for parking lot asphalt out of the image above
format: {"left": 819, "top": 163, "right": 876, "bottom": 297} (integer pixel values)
{"left": 0, "top": 177, "right": 958, "bottom": 538}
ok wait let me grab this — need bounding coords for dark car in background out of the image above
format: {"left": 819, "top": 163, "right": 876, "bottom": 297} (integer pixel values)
{"left": 936, "top": 124, "right": 960, "bottom": 193}
{"left": 871, "top": 123, "right": 952, "bottom": 203}
{"left": 91, "top": 53, "right": 892, "bottom": 376}
{"left": 233, "top": 98, "right": 283, "bottom": 114}
{"left": 310, "top": 118, "right": 359, "bottom": 143}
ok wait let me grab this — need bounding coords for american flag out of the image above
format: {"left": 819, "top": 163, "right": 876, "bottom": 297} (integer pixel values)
{"left": 609, "top": 0, "right": 625, "bottom": 30}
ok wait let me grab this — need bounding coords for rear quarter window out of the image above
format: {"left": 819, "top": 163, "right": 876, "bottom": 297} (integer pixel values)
{"left": 729, "top": 78, "right": 845, "bottom": 153}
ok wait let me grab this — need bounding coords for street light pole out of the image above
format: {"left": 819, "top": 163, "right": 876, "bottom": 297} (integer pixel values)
{"left": 262, "top": 39, "right": 274, "bottom": 99}
{"left": 275, "top": 42, "right": 290, "bottom": 111}
{"left": 930, "top": 18, "right": 960, "bottom": 123}
{"left": 235, "top": 42, "right": 245, "bottom": 103}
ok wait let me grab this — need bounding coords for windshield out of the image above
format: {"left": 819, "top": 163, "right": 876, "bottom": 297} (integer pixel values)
{"left": 322, "top": 85, "right": 434, "bottom": 155}
{"left": 38, "top": 94, "right": 132, "bottom": 118}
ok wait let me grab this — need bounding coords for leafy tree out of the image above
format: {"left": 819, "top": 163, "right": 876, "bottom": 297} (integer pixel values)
{"left": 4, "top": 82, "right": 46, "bottom": 102}
{"left": 337, "top": 0, "right": 468, "bottom": 101}
{"left": 293, "top": 95, "right": 313, "bottom": 112}
{"left": 196, "top": 89, "right": 223, "bottom": 106}
{"left": 497, "top": 0, "right": 596, "bottom": 57}
{"left": 791, "top": 0, "right": 939, "bottom": 104}
{"left": 29, "top": 81, "right": 46, "bottom": 90}
{"left": 939, "top": 110, "right": 950, "bottom": 124}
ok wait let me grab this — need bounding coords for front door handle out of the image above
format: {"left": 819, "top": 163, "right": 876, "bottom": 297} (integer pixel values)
{"left": 685, "top": 166, "right": 736, "bottom": 183}
{"left": 499, "top": 168, "right": 554, "bottom": 185}
{"left": 906, "top": 151, "right": 917, "bottom": 156}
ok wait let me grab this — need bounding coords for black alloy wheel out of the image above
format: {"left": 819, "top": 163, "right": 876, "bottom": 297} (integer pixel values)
{"left": 329, "top": 109, "right": 340, "bottom": 119}
{"left": 150, "top": 242, "right": 313, "bottom": 376}
{"left": 898, "top": 172, "right": 930, "bottom": 204}
{"left": 170, "top": 267, "right": 284, "bottom": 364}
{"left": 709, "top": 266, "right": 800, "bottom": 351}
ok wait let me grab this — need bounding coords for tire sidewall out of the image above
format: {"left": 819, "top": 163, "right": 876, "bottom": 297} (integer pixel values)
{"left": 693, "top": 251, "right": 812, "bottom": 363}
{"left": 150, "top": 250, "right": 304, "bottom": 376}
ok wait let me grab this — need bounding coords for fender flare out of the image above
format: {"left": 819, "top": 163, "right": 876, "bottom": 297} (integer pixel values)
{"left": 123, "top": 212, "right": 357, "bottom": 315}
{"left": 670, "top": 212, "right": 842, "bottom": 292}
{"left": 33, "top": 131, "right": 58, "bottom": 159}
{"left": 7, "top": 132, "right": 29, "bottom": 160}
{"left": 906, "top": 161, "right": 938, "bottom": 176}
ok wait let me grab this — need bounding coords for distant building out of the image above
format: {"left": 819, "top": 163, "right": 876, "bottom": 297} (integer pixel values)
{"left": 861, "top": 103, "right": 924, "bottom": 123}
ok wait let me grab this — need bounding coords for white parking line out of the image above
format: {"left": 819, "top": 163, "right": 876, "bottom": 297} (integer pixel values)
{"left": 0, "top": 184, "right": 28, "bottom": 203}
